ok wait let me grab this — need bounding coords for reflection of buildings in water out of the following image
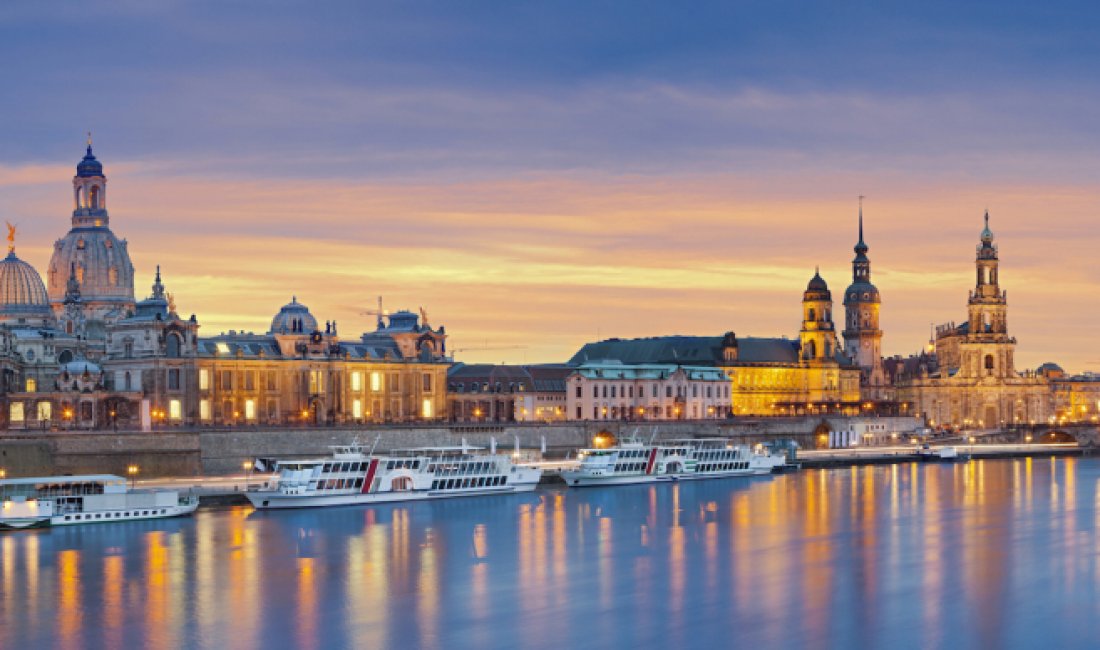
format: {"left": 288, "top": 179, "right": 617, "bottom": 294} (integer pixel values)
{"left": 102, "top": 553, "right": 123, "bottom": 649}
{"left": 57, "top": 548, "right": 82, "bottom": 650}
{"left": 296, "top": 557, "right": 317, "bottom": 650}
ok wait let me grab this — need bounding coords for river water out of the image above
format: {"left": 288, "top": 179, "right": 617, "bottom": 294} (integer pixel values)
{"left": 3, "top": 457, "right": 1099, "bottom": 649}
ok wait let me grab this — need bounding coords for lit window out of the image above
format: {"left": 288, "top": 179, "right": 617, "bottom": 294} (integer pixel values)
{"left": 199, "top": 369, "right": 210, "bottom": 391}
{"left": 25, "top": 378, "right": 36, "bottom": 392}
{"left": 351, "top": 371, "right": 362, "bottom": 391}
{"left": 422, "top": 399, "right": 433, "bottom": 419}
{"left": 353, "top": 399, "right": 363, "bottom": 419}
{"left": 11, "top": 402, "right": 25, "bottom": 423}
{"left": 200, "top": 400, "right": 211, "bottom": 421}
{"left": 169, "top": 399, "right": 182, "bottom": 421}
{"left": 370, "top": 372, "right": 382, "bottom": 392}
{"left": 215, "top": 342, "right": 231, "bottom": 355}
{"left": 244, "top": 399, "right": 256, "bottom": 420}
{"left": 37, "top": 401, "right": 52, "bottom": 421}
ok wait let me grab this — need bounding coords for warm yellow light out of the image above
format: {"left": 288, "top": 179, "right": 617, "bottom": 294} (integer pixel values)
{"left": 127, "top": 464, "right": 139, "bottom": 476}
{"left": 243, "top": 461, "right": 253, "bottom": 471}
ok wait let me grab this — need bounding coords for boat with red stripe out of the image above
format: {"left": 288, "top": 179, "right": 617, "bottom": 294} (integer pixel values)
{"left": 560, "top": 438, "right": 786, "bottom": 488}
{"left": 245, "top": 442, "right": 542, "bottom": 510}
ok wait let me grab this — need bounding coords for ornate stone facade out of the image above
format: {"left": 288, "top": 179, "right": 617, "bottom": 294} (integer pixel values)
{"left": 895, "top": 213, "right": 1052, "bottom": 428}
{"left": 1, "top": 144, "right": 452, "bottom": 430}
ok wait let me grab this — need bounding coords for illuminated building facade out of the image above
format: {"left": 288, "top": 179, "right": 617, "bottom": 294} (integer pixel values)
{"left": 895, "top": 213, "right": 1052, "bottom": 428}
{"left": 566, "top": 360, "right": 730, "bottom": 420}
{"left": 842, "top": 202, "right": 888, "bottom": 400}
{"left": 1, "top": 144, "right": 450, "bottom": 429}
{"left": 447, "top": 364, "right": 571, "bottom": 422}
{"left": 567, "top": 270, "right": 862, "bottom": 417}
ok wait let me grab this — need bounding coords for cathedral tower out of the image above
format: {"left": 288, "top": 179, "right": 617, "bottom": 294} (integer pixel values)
{"left": 962, "top": 211, "right": 1015, "bottom": 378}
{"left": 842, "top": 199, "right": 886, "bottom": 392}
{"left": 47, "top": 139, "right": 136, "bottom": 341}
{"left": 800, "top": 269, "right": 838, "bottom": 362}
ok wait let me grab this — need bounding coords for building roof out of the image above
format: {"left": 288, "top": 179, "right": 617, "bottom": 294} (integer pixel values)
{"left": 0, "top": 250, "right": 51, "bottom": 319}
{"left": 568, "top": 335, "right": 802, "bottom": 366}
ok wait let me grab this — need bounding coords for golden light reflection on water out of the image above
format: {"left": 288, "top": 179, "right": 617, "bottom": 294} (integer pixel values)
{"left": 57, "top": 548, "right": 81, "bottom": 650}
{"left": 5, "top": 457, "right": 1100, "bottom": 648}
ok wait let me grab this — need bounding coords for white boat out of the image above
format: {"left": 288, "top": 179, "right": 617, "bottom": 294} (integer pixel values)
{"left": 916, "top": 444, "right": 969, "bottom": 462}
{"left": 560, "top": 438, "right": 785, "bottom": 488}
{"left": 0, "top": 474, "right": 199, "bottom": 530}
{"left": 245, "top": 443, "right": 543, "bottom": 510}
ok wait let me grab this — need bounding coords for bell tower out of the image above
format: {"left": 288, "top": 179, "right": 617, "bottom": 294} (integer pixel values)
{"left": 961, "top": 211, "right": 1016, "bottom": 379}
{"left": 72, "top": 133, "right": 109, "bottom": 229}
{"left": 800, "top": 269, "right": 837, "bottom": 362}
{"left": 842, "top": 198, "right": 885, "bottom": 392}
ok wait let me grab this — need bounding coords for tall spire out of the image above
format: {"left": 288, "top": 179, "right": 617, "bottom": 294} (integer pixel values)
{"left": 151, "top": 265, "right": 165, "bottom": 300}
{"left": 854, "top": 195, "right": 868, "bottom": 255}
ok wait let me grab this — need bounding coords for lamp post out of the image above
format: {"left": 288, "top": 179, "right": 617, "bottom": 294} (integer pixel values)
{"left": 243, "top": 460, "right": 253, "bottom": 488}
{"left": 127, "top": 464, "right": 139, "bottom": 489}
{"left": 0, "top": 468, "right": 6, "bottom": 479}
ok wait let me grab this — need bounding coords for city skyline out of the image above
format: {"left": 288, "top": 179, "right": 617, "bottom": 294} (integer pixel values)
{"left": 3, "top": 2, "right": 1098, "bottom": 371}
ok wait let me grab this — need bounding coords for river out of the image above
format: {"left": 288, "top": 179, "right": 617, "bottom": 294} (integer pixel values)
{"left": 2, "top": 457, "right": 1098, "bottom": 649}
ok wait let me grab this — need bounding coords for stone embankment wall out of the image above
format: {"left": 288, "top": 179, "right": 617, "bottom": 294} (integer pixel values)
{"left": 0, "top": 416, "right": 923, "bottom": 477}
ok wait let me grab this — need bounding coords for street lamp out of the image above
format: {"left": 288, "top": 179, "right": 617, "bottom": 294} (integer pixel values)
{"left": 127, "top": 464, "right": 140, "bottom": 489}
{"left": 0, "top": 468, "right": 6, "bottom": 479}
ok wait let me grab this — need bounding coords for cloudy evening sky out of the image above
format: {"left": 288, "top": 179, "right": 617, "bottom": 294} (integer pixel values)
{"left": 1, "top": 1, "right": 1098, "bottom": 369}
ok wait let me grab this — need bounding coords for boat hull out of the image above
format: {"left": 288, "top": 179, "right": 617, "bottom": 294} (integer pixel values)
{"left": 49, "top": 501, "right": 199, "bottom": 526}
{"left": 561, "top": 468, "right": 770, "bottom": 488}
{"left": 246, "top": 481, "right": 539, "bottom": 510}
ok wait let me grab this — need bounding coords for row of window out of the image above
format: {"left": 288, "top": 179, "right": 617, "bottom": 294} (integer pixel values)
{"left": 314, "top": 478, "right": 364, "bottom": 491}
{"left": 581, "top": 384, "right": 730, "bottom": 399}
{"left": 199, "top": 369, "right": 434, "bottom": 394}
{"left": 197, "top": 397, "right": 432, "bottom": 421}
{"left": 698, "top": 462, "right": 751, "bottom": 472}
{"left": 432, "top": 476, "right": 506, "bottom": 490}
{"left": 64, "top": 509, "right": 168, "bottom": 522}
{"left": 430, "top": 461, "right": 498, "bottom": 476}
{"left": 614, "top": 463, "right": 646, "bottom": 473}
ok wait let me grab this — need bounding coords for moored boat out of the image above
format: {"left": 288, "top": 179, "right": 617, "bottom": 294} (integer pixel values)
{"left": 1, "top": 474, "right": 198, "bottom": 530}
{"left": 915, "top": 444, "right": 969, "bottom": 463}
{"left": 560, "top": 438, "right": 785, "bottom": 487}
{"left": 245, "top": 443, "right": 543, "bottom": 510}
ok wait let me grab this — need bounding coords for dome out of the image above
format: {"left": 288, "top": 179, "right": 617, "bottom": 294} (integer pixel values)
{"left": 47, "top": 225, "right": 136, "bottom": 308}
{"left": 980, "top": 210, "right": 994, "bottom": 243}
{"left": 270, "top": 296, "right": 318, "bottom": 334}
{"left": 843, "top": 280, "right": 881, "bottom": 304}
{"left": 77, "top": 145, "right": 103, "bottom": 178}
{"left": 0, "top": 250, "right": 52, "bottom": 320}
{"left": 804, "top": 270, "right": 831, "bottom": 301}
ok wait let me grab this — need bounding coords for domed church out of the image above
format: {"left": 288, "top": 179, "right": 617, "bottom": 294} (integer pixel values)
{"left": 46, "top": 139, "right": 136, "bottom": 340}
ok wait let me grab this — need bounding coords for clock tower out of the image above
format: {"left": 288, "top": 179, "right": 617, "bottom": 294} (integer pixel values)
{"left": 842, "top": 199, "right": 887, "bottom": 397}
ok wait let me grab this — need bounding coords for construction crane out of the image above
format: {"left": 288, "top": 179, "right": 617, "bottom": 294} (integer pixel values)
{"left": 359, "top": 295, "right": 388, "bottom": 329}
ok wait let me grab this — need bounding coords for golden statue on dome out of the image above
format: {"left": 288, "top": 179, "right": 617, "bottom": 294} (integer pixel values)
{"left": 5, "top": 221, "right": 15, "bottom": 253}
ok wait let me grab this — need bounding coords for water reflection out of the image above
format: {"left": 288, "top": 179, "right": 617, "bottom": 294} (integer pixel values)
{"left": 5, "top": 459, "right": 1100, "bottom": 648}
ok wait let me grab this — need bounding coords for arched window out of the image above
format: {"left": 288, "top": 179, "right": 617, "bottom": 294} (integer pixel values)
{"left": 89, "top": 185, "right": 100, "bottom": 210}
{"left": 984, "top": 354, "right": 995, "bottom": 372}
{"left": 808, "top": 308, "right": 816, "bottom": 321}
{"left": 166, "top": 333, "right": 182, "bottom": 358}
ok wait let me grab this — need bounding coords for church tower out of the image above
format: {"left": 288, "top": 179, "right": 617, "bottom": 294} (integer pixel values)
{"left": 800, "top": 269, "right": 838, "bottom": 362}
{"left": 47, "top": 138, "right": 136, "bottom": 343}
{"left": 961, "top": 211, "right": 1016, "bottom": 379}
{"left": 842, "top": 199, "right": 886, "bottom": 393}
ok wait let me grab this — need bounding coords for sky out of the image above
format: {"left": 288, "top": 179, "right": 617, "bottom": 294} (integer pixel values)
{"left": 1, "top": 1, "right": 1098, "bottom": 370}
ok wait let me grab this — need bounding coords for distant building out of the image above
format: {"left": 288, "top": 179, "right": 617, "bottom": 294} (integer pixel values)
{"left": 842, "top": 202, "right": 889, "bottom": 400}
{"left": 566, "top": 360, "right": 729, "bottom": 420}
{"left": 448, "top": 364, "right": 571, "bottom": 422}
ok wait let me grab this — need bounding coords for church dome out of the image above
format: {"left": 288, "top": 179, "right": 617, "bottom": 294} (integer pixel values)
{"left": 270, "top": 296, "right": 318, "bottom": 334}
{"left": 76, "top": 145, "right": 103, "bottom": 178}
{"left": 0, "top": 250, "right": 52, "bottom": 320}
{"left": 804, "top": 270, "right": 831, "bottom": 301}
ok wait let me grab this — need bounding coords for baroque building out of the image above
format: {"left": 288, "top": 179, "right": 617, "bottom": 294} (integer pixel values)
{"left": 0, "top": 143, "right": 452, "bottom": 430}
{"left": 895, "top": 213, "right": 1051, "bottom": 428}
{"left": 566, "top": 270, "right": 862, "bottom": 418}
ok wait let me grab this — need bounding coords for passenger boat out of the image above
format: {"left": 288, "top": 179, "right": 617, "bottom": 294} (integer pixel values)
{"left": 245, "top": 443, "right": 543, "bottom": 510}
{"left": 915, "top": 444, "right": 969, "bottom": 463}
{"left": 560, "top": 438, "right": 786, "bottom": 487}
{"left": 0, "top": 474, "right": 199, "bottom": 530}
